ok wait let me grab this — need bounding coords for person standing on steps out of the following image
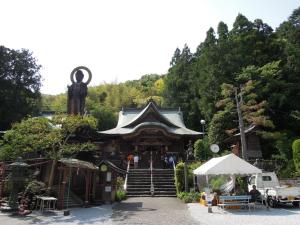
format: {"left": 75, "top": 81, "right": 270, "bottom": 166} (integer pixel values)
{"left": 164, "top": 155, "right": 168, "bottom": 168}
{"left": 168, "top": 155, "right": 174, "bottom": 168}
{"left": 134, "top": 154, "right": 139, "bottom": 169}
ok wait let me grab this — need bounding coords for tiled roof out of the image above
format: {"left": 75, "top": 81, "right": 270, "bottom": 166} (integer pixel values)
{"left": 99, "top": 101, "right": 201, "bottom": 136}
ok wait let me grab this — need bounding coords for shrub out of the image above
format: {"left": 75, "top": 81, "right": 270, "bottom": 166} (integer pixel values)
{"left": 24, "top": 180, "right": 46, "bottom": 196}
{"left": 115, "top": 189, "right": 126, "bottom": 201}
{"left": 177, "top": 191, "right": 201, "bottom": 203}
{"left": 292, "top": 139, "right": 300, "bottom": 173}
{"left": 210, "top": 176, "right": 227, "bottom": 190}
{"left": 175, "top": 162, "right": 185, "bottom": 193}
{"left": 116, "top": 176, "right": 125, "bottom": 190}
{"left": 175, "top": 161, "right": 202, "bottom": 194}
{"left": 3, "top": 179, "right": 13, "bottom": 197}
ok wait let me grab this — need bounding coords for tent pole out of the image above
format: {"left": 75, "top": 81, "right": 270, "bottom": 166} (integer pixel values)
{"left": 206, "top": 175, "right": 212, "bottom": 213}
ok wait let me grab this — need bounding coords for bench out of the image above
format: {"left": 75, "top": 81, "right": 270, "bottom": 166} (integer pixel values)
{"left": 218, "top": 195, "right": 255, "bottom": 210}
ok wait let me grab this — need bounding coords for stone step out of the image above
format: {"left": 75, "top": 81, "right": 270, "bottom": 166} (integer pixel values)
{"left": 153, "top": 186, "right": 176, "bottom": 189}
{"left": 126, "top": 169, "right": 176, "bottom": 198}
{"left": 126, "top": 192, "right": 176, "bottom": 197}
{"left": 127, "top": 181, "right": 151, "bottom": 184}
{"left": 127, "top": 184, "right": 175, "bottom": 189}
{"left": 126, "top": 191, "right": 151, "bottom": 194}
{"left": 153, "top": 172, "right": 174, "bottom": 174}
{"left": 127, "top": 188, "right": 151, "bottom": 191}
{"left": 128, "top": 193, "right": 177, "bottom": 197}
{"left": 153, "top": 180, "right": 174, "bottom": 182}
{"left": 153, "top": 191, "right": 176, "bottom": 194}
{"left": 127, "top": 185, "right": 151, "bottom": 188}
{"left": 128, "top": 177, "right": 151, "bottom": 179}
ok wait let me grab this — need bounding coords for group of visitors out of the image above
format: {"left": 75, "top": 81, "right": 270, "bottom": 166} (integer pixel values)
{"left": 163, "top": 154, "right": 176, "bottom": 168}
{"left": 127, "top": 154, "right": 139, "bottom": 168}
{"left": 127, "top": 152, "right": 178, "bottom": 169}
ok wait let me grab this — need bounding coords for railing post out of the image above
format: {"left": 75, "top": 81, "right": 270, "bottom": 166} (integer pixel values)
{"left": 123, "top": 160, "right": 130, "bottom": 191}
{"left": 150, "top": 151, "right": 154, "bottom": 196}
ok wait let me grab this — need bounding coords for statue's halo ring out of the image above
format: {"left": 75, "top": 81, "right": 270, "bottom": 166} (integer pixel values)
{"left": 70, "top": 66, "right": 92, "bottom": 85}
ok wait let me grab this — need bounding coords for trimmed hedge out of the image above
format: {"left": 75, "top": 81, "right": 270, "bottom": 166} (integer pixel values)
{"left": 175, "top": 162, "right": 185, "bottom": 193}
{"left": 175, "top": 161, "right": 202, "bottom": 193}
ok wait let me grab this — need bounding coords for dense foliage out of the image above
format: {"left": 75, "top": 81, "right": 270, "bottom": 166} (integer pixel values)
{"left": 193, "top": 138, "right": 212, "bottom": 160}
{"left": 0, "top": 115, "right": 97, "bottom": 188}
{"left": 0, "top": 46, "right": 42, "bottom": 130}
{"left": 163, "top": 8, "right": 300, "bottom": 168}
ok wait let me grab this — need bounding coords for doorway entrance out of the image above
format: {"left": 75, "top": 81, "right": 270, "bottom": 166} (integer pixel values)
{"left": 138, "top": 146, "right": 164, "bottom": 169}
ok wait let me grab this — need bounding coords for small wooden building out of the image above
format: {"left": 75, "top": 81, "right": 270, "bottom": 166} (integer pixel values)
{"left": 229, "top": 125, "right": 263, "bottom": 160}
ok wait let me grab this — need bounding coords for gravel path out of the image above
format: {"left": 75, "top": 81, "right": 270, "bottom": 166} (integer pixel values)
{"left": 110, "top": 197, "right": 200, "bottom": 225}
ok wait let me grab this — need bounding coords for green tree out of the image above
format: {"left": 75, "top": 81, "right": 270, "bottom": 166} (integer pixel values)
{"left": 0, "top": 115, "right": 97, "bottom": 189}
{"left": 193, "top": 138, "right": 211, "bottom": 160}
{"left": 0, "top": 46, "right": 42, "bottom": 129}
{"left": 164, "top": 44, "right": 201, "bottom": 129}
{"left": 90, "top": 105, "right": 117, "bottom": 131}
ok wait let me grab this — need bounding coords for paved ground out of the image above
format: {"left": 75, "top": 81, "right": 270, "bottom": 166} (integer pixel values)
{"left": 0, "top": 197, "right": 200, "bottom": 225}
{"left": 2, "top": 198, "right": 300, "bottom": 225}
{"left": 110, "top": 197, "right": 199, "bottom": 225}
{"left": 188, "top": 203, "right": 300, "bottom": 225}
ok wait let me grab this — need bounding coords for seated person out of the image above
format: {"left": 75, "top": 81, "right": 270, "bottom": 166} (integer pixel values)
{"left": 249, "top": 185, "right": 261, "bottom": 202}
{"left": 18, "top": 197, "right": 32, "bottom": 216}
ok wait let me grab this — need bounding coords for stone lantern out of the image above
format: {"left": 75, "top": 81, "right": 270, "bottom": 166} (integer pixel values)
{"left": 7, "top": 157, "right": 28, "bottom": 211}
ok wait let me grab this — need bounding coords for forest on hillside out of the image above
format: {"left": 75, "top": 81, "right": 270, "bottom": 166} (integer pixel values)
{"left": 2, "top": 7, "right": 300, "bottom": 176}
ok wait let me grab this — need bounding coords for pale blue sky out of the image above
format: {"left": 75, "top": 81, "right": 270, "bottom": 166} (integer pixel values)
{"left": 1, "top": 0, "right": 299, "bottom": 95}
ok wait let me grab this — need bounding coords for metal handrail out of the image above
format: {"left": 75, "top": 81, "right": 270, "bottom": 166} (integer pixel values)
{"left": 150, "top": 151, "right": 154, "bottom": 196}
{"left": 123, "top": 160, "right": 130, "bottom": 191}
{"left": 172, "top": 160, "right": 176, "bottom": 172}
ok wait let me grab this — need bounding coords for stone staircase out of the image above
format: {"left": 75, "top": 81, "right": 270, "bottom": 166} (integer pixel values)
{"left": 126, "top": 169, "right": 176, "bottom": 197}
{"left": 152, "top": 169, "right": 176, "bottom": 197}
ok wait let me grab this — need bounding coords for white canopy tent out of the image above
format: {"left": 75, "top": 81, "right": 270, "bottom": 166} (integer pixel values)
{"left": 193, "top": 153, "right": 262, "bottom": 176}
{"left": 193, "top": 153, "right": 262, "bottom": 193}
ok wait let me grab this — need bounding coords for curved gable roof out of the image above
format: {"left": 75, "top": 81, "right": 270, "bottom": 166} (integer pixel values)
{"left": 99, "top": 101, "right": 201, "bottom": 136}
{"left": 121, "top": 101, "right": 179, "bottom": 128}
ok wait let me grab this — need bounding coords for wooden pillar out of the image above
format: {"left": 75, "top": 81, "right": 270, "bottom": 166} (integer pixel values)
{"left": 58, "top": 167, "right": 69, "bottom": 210}
{"left": 84, "top": 170, "right": 90, "bottom": 207}
{"left": 92, "top": 171, "right": 97, "bottom": 200}
{"left": 89, "top": 171, "right": 93, "bottom": 201}
{"left": 0, "top": 164, "right": 5, "bottom": 199}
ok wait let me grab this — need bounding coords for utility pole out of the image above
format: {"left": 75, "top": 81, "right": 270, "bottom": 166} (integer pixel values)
{"left": 234, "top": 87, "right": 247, "bottom": 160}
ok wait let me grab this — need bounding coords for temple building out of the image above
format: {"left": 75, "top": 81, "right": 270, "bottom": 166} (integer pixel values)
{"left": 97, "top": 100, "right": 202, "bottom": 169}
